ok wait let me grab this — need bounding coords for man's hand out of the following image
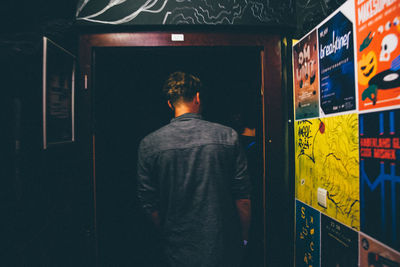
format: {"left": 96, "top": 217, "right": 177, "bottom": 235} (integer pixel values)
{"left": 236, "top": 199, "right": 251, "bottom": 241}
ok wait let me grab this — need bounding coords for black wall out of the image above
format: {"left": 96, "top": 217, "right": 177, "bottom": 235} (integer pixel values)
{"left": 74, "top": 0, "right": 348, "bottom": 37}
{"left": 0, "top": 34, "right": 90, "bottom": 266}
{"left": 75, "top": 0, "right": 296, "bottom": 27}
{"left": 295, "top": 0, "right": 347, "bottom": 38}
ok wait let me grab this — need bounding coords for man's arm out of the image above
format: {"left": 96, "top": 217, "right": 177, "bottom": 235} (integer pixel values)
{"left": 236, "top": 198, "right": 251, "bottom": 241}
{"left": 232, "top": 131, "right": 252, "bottom": 242}
{"left": 137, "top": 140, "right": 160, "bottom": 228}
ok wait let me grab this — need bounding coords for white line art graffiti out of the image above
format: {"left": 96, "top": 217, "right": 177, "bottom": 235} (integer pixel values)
{"left": 76, "top": 0, "right": 294, "bottom": 25}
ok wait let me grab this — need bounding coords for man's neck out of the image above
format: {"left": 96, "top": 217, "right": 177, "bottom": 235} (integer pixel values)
{"left": 174, "top": 106, "right": 200, "bottom": 118}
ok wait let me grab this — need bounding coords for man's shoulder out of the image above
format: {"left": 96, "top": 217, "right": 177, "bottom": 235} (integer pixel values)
{"left": 200, "top": 119, "right": 238, "bottom": 135}
{"left": 138, "top": 118, "right": 239, "bottom": 154}
{"left": 195, "top": 119, "right": 240, "bottom": 146}
{"left": 139, "top": 123, "right": 172, "bottom": 147}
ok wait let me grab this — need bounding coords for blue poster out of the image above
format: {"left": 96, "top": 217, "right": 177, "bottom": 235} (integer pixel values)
{"left": 296, "top": 200, "right": 320, "bottom": 267}
{"left": 359, "top": 109, "right": 400, "bottom": 251}
{"left": 318, "top": 11, "right": 356, "bottom": 115}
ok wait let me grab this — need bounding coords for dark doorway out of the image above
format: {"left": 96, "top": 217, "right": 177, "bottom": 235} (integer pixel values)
{"left": 93, "top": 46, "right": 263, "bottom": 266}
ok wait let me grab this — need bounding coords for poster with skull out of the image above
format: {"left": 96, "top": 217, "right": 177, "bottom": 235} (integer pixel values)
{"left": 356, "top": 0, "right": 400, "bottom": 111}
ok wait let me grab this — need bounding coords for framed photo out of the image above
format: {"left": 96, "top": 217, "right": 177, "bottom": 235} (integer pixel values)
{"left": 42, "top": 37, "right": 75, "bottom": 149}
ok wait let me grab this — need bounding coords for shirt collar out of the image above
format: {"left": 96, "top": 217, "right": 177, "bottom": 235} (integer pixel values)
{"left": 171, "top": 113, "right": 203, "bottom": 123}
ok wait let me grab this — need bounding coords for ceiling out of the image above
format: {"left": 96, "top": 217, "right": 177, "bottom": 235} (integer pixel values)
{"left": 0, "top": 0, "right": 79, "bottom": 34}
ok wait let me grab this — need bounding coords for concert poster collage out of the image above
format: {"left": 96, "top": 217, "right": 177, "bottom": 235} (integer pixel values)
{"left": 293, "top": 0, "right": 400, "bottom": 266}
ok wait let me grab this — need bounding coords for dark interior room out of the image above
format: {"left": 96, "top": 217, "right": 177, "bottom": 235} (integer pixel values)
{"left": 93, "top": 46, "right": 262, "bottom": 266}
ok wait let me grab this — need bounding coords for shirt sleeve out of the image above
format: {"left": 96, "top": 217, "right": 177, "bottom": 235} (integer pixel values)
{"left": 137, "top": 140, "right": 159, "bottom": 214}
{"left": 232, "top": 132, "right": 252, "bottom": 200}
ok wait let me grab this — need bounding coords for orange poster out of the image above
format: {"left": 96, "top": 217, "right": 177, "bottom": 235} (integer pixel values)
{"left": 356, "top": 0, "right": 400, "bottom": 110}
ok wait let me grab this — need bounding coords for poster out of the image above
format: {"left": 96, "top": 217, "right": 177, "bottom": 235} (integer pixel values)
{"left": 360, "top": 233, "right": 400, "bottom": 267}
{"left": 359, "top": 109, "right": 400, "bottom": 251}
{"left": 293, "top": 30, "right": 320, "bottom": 120}
{"left": 318, "top": 11, "right": 356, "bottom": 115}
{"left": 356, "top": 0, "right": 400, "bottom": 111}
{"left": 321, "top": 215, "right": 358, "bottom": 267}
{"left": 43, "top": 37, "right": 75, "bottom": 149}
{"left": 295, "top": 114, "right": 360, "bottom": 229}
{"left": 296, "top": 201, "right": 320, "bottom": 267}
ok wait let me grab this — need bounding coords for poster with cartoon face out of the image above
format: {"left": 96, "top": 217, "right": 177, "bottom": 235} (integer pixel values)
{"left": 293, "top": 30, "right": 320, "bottom": 120}
{"left": 356, "top": 0, "right": 400, "bottom": 110}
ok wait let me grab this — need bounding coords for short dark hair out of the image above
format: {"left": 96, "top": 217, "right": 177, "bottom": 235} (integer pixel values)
{"left": 163, "top": 71, "right": 202, "bottom": 105}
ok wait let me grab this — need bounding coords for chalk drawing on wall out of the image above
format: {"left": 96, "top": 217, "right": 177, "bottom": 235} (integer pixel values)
{"left": 75, "top": 0, "right": 294, "bottom": 25}
{"left": 295, "top": 0, "right": 346, "bottom": 37}
{"left": 76, "top": 0, "right": 169, "bottom": 24}
{"left": 295, "top": 113, "right": 360, "bottom": 229}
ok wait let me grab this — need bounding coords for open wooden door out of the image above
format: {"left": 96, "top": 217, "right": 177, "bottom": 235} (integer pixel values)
{"left": 78, "top": 32, "right": 290, "bottom": 267}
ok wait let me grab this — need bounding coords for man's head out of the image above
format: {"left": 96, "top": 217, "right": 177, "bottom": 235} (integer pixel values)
{"left": 163, "top": 71, "right": 202, "bottom": 115}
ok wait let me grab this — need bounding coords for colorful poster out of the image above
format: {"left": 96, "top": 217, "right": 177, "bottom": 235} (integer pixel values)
{"left": 359, "top": 109, "right": 400, "bottom": 251}
{"left": 321, "top": 215, "right": 358, "bottom": 267}
{"left": 293, "top": 30, "right": 320, "bottom": 120}
{"left": 356, "top": 0, "right": 400, "bottom": 110}
{"left": 295, "top": 114, "right": 360, "bottom": 229}
{"left": 360, "top": 233, "right": 400, "bottom": 267}
{"left": 318, "top": 11, "right": 356, "bottom": 115}
{"left": 296, "top": 201, "right": 320, "bottom": 267}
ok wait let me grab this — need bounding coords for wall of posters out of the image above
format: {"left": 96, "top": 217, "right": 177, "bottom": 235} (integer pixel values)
{"left": 295, "top": 114, "right": 360, "bottom": 229}
{"left": 318, "top": 11, "right": 356, "bottom": 115}
{"left": 356, "top": 0, "right": 400, "bottom": 111}
{"left": 359, "top": 109, "right": 400, "bottom": 251}
{"left": 296, "top": 201, "right": 320, "bottom": 267}
{"left": 293, "top": 30, "right": 320, "bottom": 120}
{"left": 321, "top": 215, "right": 358, "bottom": 267}
{"left": 293, "top": 0, "right": 400, "bottom": 265}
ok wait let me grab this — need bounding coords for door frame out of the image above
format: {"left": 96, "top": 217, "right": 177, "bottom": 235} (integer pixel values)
{"left": 78, "top": 32, "right": 286, "bottom": 267}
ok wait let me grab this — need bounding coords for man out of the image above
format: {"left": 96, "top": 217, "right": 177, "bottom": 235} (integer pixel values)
{"left": 232, "top": 112, "right": 264, "bottom": 267}
{"left": 137, "top": 71, "right": 251, "bottom": 267}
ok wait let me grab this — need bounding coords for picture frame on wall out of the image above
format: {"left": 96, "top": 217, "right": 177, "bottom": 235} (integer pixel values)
{"left": 42, "top": 37, "right": 75, "bottom": 149}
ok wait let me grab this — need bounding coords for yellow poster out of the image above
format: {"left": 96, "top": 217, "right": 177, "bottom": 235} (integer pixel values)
{"left": 295, "top": 114, "right": 360, "bottom": 229}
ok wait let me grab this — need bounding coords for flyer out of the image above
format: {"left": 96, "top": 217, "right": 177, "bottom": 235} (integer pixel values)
{"left": 356, "top": 0, "right": 400, "bottom": 110}
{"left": 296, "top": 201, "right": 320, "bottom": 267}
{"left": 318, "top": 11, "right": 356, "bottom": 115}
{"left": 321, "top": 215, "right": 358, "bottom": 267}
{"left": 360, "top": 233, "right": 400, "bottom": 267}
{"left": 295, "top": 114, "right": 360, "bottom": 230}
{"left": 359, "top": 109, "right": 400, "bottom": 251}
{"left": 293, "top": 30, "right": 320, "bottom": 120}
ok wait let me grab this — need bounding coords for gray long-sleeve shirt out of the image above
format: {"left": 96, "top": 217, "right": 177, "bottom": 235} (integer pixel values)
{"left": 137, "top": 113, "right": 250, "bottom": 267}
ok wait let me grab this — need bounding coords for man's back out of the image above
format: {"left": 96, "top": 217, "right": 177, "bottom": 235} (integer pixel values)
{"left": 137, "top": 113, "right": 250, "bottom": 267}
